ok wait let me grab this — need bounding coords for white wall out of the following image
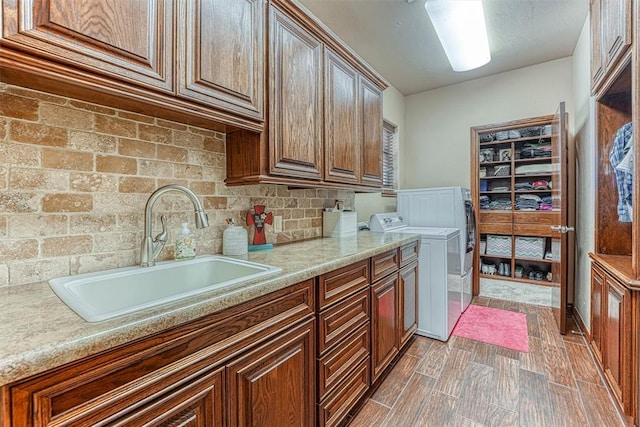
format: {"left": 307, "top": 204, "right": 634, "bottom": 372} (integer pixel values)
{"left": 354, "top": 85, "right": 405, "bottom": 223}
{"left": 572, "top": 18, "right": 595, "bottom": 329}
{"left": 403, "top": 58, "right": 574, "bottom": 189}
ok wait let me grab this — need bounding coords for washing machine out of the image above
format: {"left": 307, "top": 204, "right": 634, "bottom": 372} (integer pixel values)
{"left": 370, "top": 213, "right": 462, "bottom": 341}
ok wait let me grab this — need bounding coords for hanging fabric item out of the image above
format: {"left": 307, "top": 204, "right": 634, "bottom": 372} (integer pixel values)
{"left": 609, "top": 122, "right": 633, "bottom": 222}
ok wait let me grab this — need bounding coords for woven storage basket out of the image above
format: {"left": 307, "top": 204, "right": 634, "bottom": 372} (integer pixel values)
{"left": 515, "top": 236, "right": 545, "bottom": 259}
{"left": 493, "top": 165, "right": 510, "bottom": 176}
{"left": 486, "top": 235, "right": 512, "bottom": 257}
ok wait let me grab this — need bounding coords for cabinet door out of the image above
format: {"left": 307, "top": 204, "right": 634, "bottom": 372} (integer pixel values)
{"left": 178, "top": 0, "right": 263, "bottom": 119}
{"left": 227, "top": 319, "right": 315, "bottom": 427}
{"left": 590, "top": 0, "right": 605, "bottom": 89}
{"left": 269, "top": 5, "right": 323, "bottom": 181}
{"left": 604, "top": 274, "right": 632, "bottom": 413}
{"left": 1, "top": 0, "right": 173, "bottom": 91}
{"left": 398, "top": 261, "right": 418, "bottom": 349}
{"left": 601, "top": 0, "right": 631, "bottom": 68}
{"left": 360, "top": 76, "right": 383, "bottom": 186}
{"left": 590, "top": 264, "right": 604, "bottom": 364}
{"left": 324, "top": 49, "right": 360, "bottom": 184}
{"left": 370, "top": 274, "right": 399, "bottom": 383}
{"left": 112, "top": 368, "right": 225, "bottom": 427}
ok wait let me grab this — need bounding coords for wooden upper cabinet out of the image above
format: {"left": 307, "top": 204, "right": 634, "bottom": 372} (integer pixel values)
{"left": 324, "top": 49, "right": 360, "bottom": 184}
{"left": 1, "top": 0, "right": 174, "bottom": 91}
{"left": 360, "top": 76, "right": 383, "bottom": 186}
{"left": 590, "top": 0, "right": 632, "bottom": 91}
{"left": 590, "top": 0, "right": 604, "bottom": 90}
{"left": 224, "top": 1, "right": 387, "bottom": 190}
{"left": 268, "top": 5, "right": 323, "bottom": 181}
{"left": 601, "top": 0, "right": 631, "bottom": 67}
{"left": 177, "top": 0, "right": 264, "bottom": 119}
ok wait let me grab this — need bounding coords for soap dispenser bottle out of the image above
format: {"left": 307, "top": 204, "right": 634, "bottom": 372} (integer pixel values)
{"left": 223, "top": 218, "right": 248, "bottom": 256}
{"left": 175, "top": 222, "right": 196, "bottom": 260}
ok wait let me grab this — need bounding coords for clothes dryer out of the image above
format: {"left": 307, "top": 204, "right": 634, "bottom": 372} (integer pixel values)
{"left": 397, "top": 186, "right": 476, "bottom": 311}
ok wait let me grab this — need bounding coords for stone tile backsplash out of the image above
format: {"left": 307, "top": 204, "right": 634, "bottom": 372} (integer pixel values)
{"left": 0, "top": 83, "right": 354, "bottom": 287}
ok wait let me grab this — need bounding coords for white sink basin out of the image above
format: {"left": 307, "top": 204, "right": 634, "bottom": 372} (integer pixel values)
{"left": 49, "top": 255, "right": 282, "bottom": 322}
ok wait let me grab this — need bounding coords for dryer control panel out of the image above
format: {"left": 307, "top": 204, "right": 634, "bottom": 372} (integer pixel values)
{"left": 369, "top": 212, "right": 408, "bottom": 232}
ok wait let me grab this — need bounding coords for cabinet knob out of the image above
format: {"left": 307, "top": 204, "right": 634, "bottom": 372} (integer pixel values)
{"left": 550, "top": 225, "right": 575, "bottom": 233}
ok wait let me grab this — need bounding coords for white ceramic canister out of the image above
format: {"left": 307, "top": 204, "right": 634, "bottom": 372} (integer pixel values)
{"left": 223, "top": 219, "right": 248, "bottom": 256}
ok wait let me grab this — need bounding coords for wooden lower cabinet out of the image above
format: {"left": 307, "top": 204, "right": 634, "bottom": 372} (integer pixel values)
{"left": 589, "top": 261, "right": 636, "bottom": 421}
{"left": 371, "top": 273, "right": 399, "bottom": 383}
{"left": 590, "top": 265, "right": 605, "bottom": 364}
{"left": 112, "top": 368, "right": 226, "bottom": 427}
{"left": 318, "top": 359, "right": 370, "bottom": 427}
{"left": 228, "top": 319, "right": 315, "bottom": 427}
{"left": 3, "top": 246, "right": 420, "bottom": 427}
{"left": 316, "top": 261, "right": 371, "bottom": 427}
{"left": 603, "top": 273, "right": 632, "bottom": 412}
{"left": 399, "top": 261, "right": 418, "bottom": 349}
{"left": 5, "top": 280, "right": 314, "bottom": 427}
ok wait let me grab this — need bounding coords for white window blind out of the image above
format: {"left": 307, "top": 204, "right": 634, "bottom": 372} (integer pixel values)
{"left": 382, "top": 120, "right": 398, "bottom": 192}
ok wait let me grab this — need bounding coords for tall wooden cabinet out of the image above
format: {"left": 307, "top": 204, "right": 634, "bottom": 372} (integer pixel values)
{"left": 588, "top": 0, "right": 640, "bottom": 423}
{"left": 470, "top": 111, "right": 571, "bottom": 322}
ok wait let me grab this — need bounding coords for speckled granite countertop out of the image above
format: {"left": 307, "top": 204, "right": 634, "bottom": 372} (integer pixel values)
{"left": 0, "top": 231, "right": 418, "bottom": 386}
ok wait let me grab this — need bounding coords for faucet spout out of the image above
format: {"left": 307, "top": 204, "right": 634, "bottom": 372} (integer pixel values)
{"left": 140, "top": 184, "right": 209, "bottom": 267}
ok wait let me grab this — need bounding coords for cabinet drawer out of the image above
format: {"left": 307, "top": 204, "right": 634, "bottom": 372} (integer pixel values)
{"left": 513, "top": 223, "right": 554, "bottom": 237}
{"left": 399, "top": 241, "right": 419, "bottom": 267}
{"left": 318, "top": 259, "right": 369, "bottom": 309}
{"left": 479, "top": 211, "right": 512, "bottom": 223}
{"left": 318, "top": 323, "right": 369, "bottom": 399}
{"left": 371, "top": 249, "right": 399, "bottom": 282}
{"left": 112, "top": 367, "right": 225, "bottom": 427}
{"left": 513, "top": 211, "right": 560, "bottom": 226}
{"left": 479, "top": 222, "right": 513, "bottom": 235}
{"left": 318, "top": 288, "right": 370, "bottom": 355}
{"left": 318, "top": 358, "right": 370, "bottom": 427}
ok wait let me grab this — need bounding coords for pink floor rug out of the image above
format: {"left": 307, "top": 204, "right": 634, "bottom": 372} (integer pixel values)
{"left": 452, "top": 305, "right": 529, "bottom": 352}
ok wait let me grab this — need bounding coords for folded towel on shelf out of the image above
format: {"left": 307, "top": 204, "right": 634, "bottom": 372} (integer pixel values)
{"left": 515, "top": 163, "right": 553, "bottom": 175}
{"left": 488, "top": 197, "right": 512, "bottom": 210}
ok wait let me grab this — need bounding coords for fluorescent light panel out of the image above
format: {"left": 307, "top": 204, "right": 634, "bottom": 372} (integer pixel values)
{"left": 425, "top": 0, "right": 491, "bottom": 72}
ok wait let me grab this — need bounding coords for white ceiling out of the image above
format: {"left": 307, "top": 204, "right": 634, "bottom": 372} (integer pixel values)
{"left": 298, "top": 0, "right": 589, "bottom": 95}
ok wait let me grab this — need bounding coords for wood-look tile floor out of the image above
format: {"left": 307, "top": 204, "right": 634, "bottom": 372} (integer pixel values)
{"left": 347, "top": 297, "right": 626, "bottom": 427}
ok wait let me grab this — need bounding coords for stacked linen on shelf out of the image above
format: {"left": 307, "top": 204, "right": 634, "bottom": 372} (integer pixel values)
{"left": 515, "top": 180, "right": 551, "bottom": 191}
{"left": 515, "top": 194, "right": 541, "bottom": 210}
{"left": 487, "top": 197, "right": 512, "bottom": 210}
{"left": 479, "top": 195, "right": 491, "bottom": 210}
{"left": 515, "top": 163, "right": 553, "bottom": 175}
{"left": 520, "top": 141, "right": 552, "bottom": 159}
{"left": 540, "top": 195, "right": 553, "bottom": 210}
{"left": 514, "top": 182, "right": 533, "bottom": 191}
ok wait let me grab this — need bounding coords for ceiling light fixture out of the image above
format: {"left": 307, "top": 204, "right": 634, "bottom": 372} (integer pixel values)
{"left": 425, "top": 0, "right": 491, "bottom": 72}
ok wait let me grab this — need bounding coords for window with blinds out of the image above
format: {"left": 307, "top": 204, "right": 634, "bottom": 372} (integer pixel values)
{"left": 382, "top": 120, "right": 398, "bottom": 193}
